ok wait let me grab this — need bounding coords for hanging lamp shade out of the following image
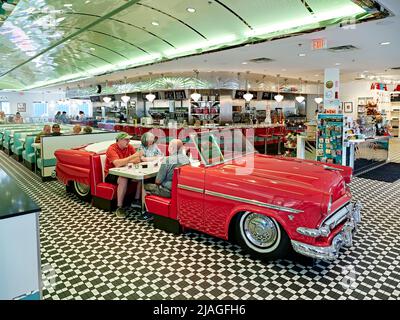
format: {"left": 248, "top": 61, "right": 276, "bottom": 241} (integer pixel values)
{"left": 146, "top": 93, "right": 156, "bottom": 102}
{"left": 243, "top": 92, "right": 253, "bottom": 102}
{"left": 274, "top": 94, "right": 284, "bottom": 103}
{"left": 190, "top": 92, "right": 201, "bottom": 102}
{"left": 295, "top": 96, "right": 305, "bottom": 103}
{"left": 121, "top": 95, "right": 130, "bottom": 103}
{"left": 103, "top": 96, "right": 111, "bottom": 103}
{"left": 314, "top": 97, "right": 323, "bottom": 104}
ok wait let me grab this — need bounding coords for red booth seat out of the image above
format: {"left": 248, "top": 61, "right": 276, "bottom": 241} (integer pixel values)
{"left": 145, "top": 168, "right": 179, "bottom": 219}
{"left": 91, "top": 154, "right": 117, "bottom": 200}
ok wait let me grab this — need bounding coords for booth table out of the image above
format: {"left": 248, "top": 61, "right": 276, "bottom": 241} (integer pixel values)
{"left": 109, "top": 162, "right": 160, "bottom": 214}
{"left": 0, "top": 168, "right": 42, "bottom": 300}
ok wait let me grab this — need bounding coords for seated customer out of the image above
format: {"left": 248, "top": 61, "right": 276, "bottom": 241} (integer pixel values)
{"left": 138, "top": 132, "right": 163, "bottom": 162}
{"left": 83, "top": 126, "right": 93, "bottom": 134}
{"left": 104, "top": 132, "right": 141, "bottom": 219}
{"left": 52, "top": 123, "right": 62, "bottom": 136}
{"left": 72, "top": 124, "right": 81, "bottom": 134}
{"left": 144, "top": 139, "right": 189, "bottom": 198}
{"left": 35, "top": 124, "right": 51, "bottom": 143}
{"left": 131, "top": 132, "right": 164, "bottom": 209}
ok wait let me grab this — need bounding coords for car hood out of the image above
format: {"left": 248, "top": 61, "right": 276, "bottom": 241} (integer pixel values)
{"left": 216, "top": 154, "right": 344, "bottom": 194}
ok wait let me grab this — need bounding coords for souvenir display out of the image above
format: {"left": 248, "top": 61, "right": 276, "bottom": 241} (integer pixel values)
{"left": 316, "top": 114, "right": 345, "bottom": 165}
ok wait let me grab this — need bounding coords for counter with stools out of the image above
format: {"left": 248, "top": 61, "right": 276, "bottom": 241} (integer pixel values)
{"left": 0, "top": 168, "right": 42, "bottom": 300}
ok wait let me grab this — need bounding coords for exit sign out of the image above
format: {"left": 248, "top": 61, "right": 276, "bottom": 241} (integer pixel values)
{"left": 312, "top": 39, "right": 327, "bottom": 50}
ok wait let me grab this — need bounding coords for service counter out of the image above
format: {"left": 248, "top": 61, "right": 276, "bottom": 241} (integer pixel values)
{"left": 346, "top": 136, "right": 390, "bottom": 175}
{"left": 0, "top": 168, "right": 42, "bottom": 300}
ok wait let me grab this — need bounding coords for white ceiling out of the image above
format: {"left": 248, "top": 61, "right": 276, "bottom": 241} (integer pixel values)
{"left": 44, "top": 0, "right": 400, "bottom": 92}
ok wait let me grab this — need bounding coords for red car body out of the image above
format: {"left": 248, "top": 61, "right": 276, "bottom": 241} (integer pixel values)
{"left": 55, "top": 133, "right": 361, "bottom": 261}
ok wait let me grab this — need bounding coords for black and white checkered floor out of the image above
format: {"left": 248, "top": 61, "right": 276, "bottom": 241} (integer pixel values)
{"left": 1, "top": 151, "right": 399, "bottom": 300}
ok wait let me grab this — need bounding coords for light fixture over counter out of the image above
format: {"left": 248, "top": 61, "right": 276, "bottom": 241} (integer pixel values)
{"left": 190, "top": 70, "right": 202, "bottom": 102}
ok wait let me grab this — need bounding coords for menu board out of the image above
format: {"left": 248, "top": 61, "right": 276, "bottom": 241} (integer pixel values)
{"left": 261, "top": 92, "right": 273, "bottom": 100}
{"left": 90, "top": 96, "right": 101, "bottom": 102}
{"left": 316, "top": 114, "right": 344, "bottom": 165}
{"left": 175, "top": 90, "right": 186, "bottom": 100}
{"left": 164, "top": 91, "right": 175, "bottom": 100}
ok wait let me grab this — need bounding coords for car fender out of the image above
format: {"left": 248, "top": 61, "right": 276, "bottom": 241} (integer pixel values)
{"left": 225, "top": 204, "right": 292, "bottom": 241}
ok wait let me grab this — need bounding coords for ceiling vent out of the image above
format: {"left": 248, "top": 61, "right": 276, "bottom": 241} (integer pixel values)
{"left": 248, "top": 57, "right": 274, "bottom": 63}
{"left": 328, "top": 45, "right": 358, "bottom": 52}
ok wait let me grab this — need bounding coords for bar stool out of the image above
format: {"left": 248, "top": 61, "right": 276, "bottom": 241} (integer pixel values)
{"left": 273, "top": 126, "right": 286, "bottom": 155}
{"left": 258, "top": 127, "right": 274, "bottom": 155}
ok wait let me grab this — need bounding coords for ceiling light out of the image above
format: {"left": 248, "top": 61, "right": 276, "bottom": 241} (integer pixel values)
{"left": 121, "top": 95, "right": 130, "bottom": 103}
{"left": 146, "top": 93, "right": 156, "bottom": 102}
{"left": 299, "top": 53, "right": 306, "bottom": 57}
{"left": 187, "top": 7, "right": 196, "bottom": 13}
{"left": 314, "top": 97, "right": 323, "bottom": 104}
{"left": 335, "top": 63, "right": 341, "bottom": 66}
{"left": 103, "top": 96, "right": 111, "bottom": 103}
{"left": 190, "top": 92, "right": 201, "bottom": 102}
{"left": 380, "top": 42, "right": 391, "bottom": 46}
{"left": 243, "top": 92, "right": 253, "bottom": 102}
{"left": 242, "top": 62, "right": 248, "bottom": 65}
{"left": 274, "top": 94, "right": 284, "bottom": 103}
{"left": 90, "top": 47, "right": 95, "bottom": 51}
{"left": 64, "top": 4, "right": 72, "bottom": 7}
{"left": 281, "top": 69, "right": 287, "bottom": 72}
{"left": 85, "top": 0, "right": 91, "bottom": 3}
{"left": 296, "top": 96, "right": 305, "bottom": 103}
{"left": 152, "top": 21, "right": 159, "bottom": 26}
{"left": 191, "top": 69, "right": 201, "bottom": 102}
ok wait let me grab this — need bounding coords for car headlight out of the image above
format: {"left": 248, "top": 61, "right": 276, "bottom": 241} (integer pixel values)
{"left": 327, "top": 195, "right": 333, "bottom": 214}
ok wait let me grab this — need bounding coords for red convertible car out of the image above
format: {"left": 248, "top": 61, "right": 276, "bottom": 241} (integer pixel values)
{"left": 55, "top": 130, "right": 361, "bottom": 261}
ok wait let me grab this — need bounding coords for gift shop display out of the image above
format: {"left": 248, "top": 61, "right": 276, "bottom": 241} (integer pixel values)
{"left": 316, "top": 114, "right": 345, "bottom": 165}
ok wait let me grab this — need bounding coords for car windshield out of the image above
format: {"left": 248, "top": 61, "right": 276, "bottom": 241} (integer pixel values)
{"left": 190, "top": 129, "right": 256, "bottom": 166}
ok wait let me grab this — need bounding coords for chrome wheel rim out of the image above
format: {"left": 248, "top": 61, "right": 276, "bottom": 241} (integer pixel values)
{"left": 243, "top": 213, "right": 279, "bottom": 248}
{"left": 74, "top": 182, "right": 90, "bottom": 196}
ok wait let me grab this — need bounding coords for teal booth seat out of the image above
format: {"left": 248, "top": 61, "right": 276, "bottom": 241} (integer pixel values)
{"left": 3, "top": 129, "right": 13, "bottom": 153}
{"left": 36, "top": 158, "right": 56, "bottom": 170}
{"left": 22, "top": 136, "right": 36, "bottom": 169}
{"left": 11, "top": 132, "right": 25, "bottom": 158}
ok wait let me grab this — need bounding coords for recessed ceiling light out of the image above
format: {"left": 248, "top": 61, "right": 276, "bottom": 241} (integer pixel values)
{"left": 242, "top": 62, "right": 248, "bottom": 65}
{"left": 152, "top": 21, "right": 159, "bottom": 26}
{"left": 299, "top": 53, "right": 306, "bottom": 57}
{"left": 335, "top": 63, "right": 341, "bottom": 66}
{"left": 282, "top": 69, "right": 287, "bottom": 71}
{"left": 64, "top": 4, "right": 72, "bottom": 7}
{"left": 85, "top": 0, "right": 91, "bottom": 3}
{"left": 187, "top": 7, "right": 196, "bottom": 13}
{"left": 90, "top": 47, "right": 95, "bottom": 51}
{"left": 314, "top": 74, "right": 319, "bottom": 76}
{"left": 380, "top": 42, "right": 391, "bottom": 46}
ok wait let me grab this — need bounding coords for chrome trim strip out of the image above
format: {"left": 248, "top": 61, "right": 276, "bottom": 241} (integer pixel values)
{"left": 178, "top": 184, "right": 204, "bottom": 194}
{"left": 323, "top": 165, "right": 343, "bottom": 171}
{"left": 205, "top": 190, "right": 303, "bottom": 214}
{"left": 319, "top": 201, "right": 351, "bottom": 228}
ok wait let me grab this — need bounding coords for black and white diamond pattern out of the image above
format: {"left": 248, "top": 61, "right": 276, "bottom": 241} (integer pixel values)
{"left": 1, "top": 150, "right": 399, "bottom": 300}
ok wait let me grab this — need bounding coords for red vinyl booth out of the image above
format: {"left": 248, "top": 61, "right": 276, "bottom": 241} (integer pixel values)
{"left": 90, "top": 153, "right": 137, "bottom": 211}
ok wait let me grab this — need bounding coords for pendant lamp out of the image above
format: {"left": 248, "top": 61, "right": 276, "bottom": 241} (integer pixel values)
{"left": 274, "top": 74, "right": 284, "bottom": 102}
{"left": 295, "top": 78, "right": 305, "bottom": 103}
{"left": 314, "top": 80, "right": 323, "bottom": 104}
{"left": 103, "top": 80, "right": 111, "bottom": 103}
{"left": 121, "top": 76, "right": 130, "bottom": 103}
{"left": 243, "top": 71, "right": 253, "bottom": 102}
{"left": 191, "top": 69, "right": 202, "bottom": 102}
{"left": 146, "top": 72, "right": 156, "bottom": 103}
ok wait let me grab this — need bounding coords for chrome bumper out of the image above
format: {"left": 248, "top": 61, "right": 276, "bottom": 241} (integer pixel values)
{"left": 292, "top": 201, "right": 362, "bottom": 261}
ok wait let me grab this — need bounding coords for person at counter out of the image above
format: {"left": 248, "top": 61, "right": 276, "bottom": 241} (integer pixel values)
{"left": 54, "top": 111, "right": 62, "bottom": 123}
{"left": 0, "top": 111, "right": 5, "bottom": 123}
{"left": 144, "top": 139, "right": 189, "bottom": 199}
{"left": 60, "top": 111, "right": 68, "bottom": 124}
{"left": 104, "top": 132, "right": 141, "bottom": 219}
{"left": 35, "top": 125, "right": 51, "bottom": 143}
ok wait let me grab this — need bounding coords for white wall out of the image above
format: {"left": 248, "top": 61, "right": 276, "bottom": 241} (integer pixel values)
{"left": 0, "top": 91, "right": 65, "bottom": 118}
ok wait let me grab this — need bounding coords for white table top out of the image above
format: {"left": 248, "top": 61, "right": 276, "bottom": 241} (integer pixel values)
{"left": 109, "top": 162, "right": 160, "bottom": 180}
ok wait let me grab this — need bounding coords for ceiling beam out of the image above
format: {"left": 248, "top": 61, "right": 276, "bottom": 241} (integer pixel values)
{"left": 0, "top": 0, "right": 142, "bottom": 79}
